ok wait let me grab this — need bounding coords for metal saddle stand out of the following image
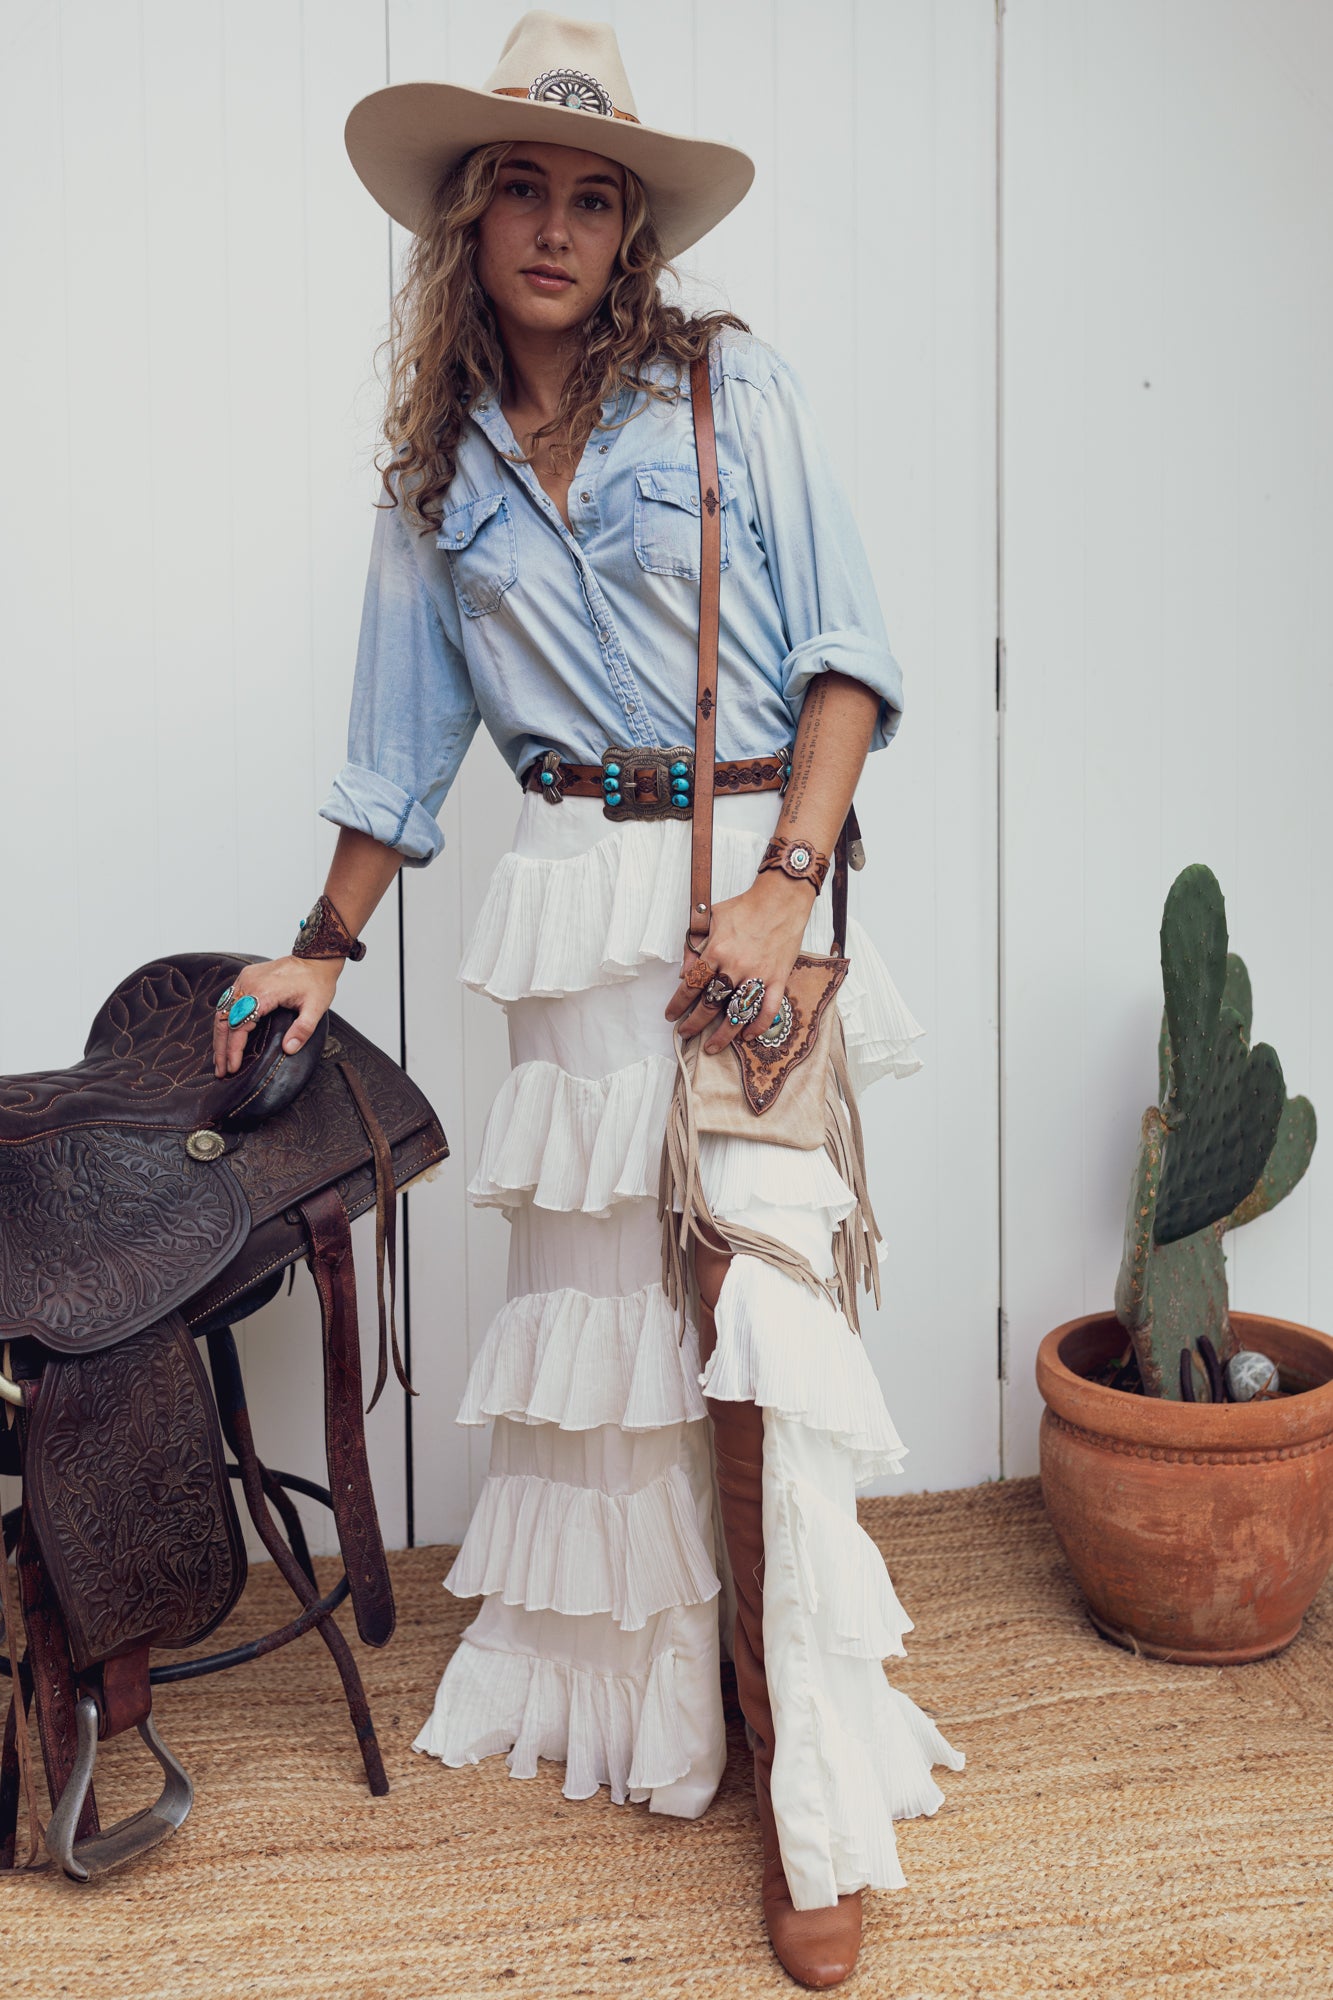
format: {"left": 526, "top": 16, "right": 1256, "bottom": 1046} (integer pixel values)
{"left": 0, "top": 953, "right": 448, "bottom": 1880}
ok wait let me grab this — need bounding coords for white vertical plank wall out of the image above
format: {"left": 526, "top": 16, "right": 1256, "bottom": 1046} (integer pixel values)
{"left": 1000, "top": 0, "right": 1333, "bottom": 1471}
{"left": 0, "top": 0, "right": 405, "bottom": 1556}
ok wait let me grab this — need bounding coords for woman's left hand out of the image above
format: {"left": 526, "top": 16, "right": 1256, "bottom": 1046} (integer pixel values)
{"left": 665, "top": 873, "right": 815, "bottom": 1053}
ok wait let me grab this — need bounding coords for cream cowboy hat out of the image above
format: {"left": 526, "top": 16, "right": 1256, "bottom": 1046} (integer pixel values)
{"left": 344, "top": 9, "right": 754, "bottom": 258}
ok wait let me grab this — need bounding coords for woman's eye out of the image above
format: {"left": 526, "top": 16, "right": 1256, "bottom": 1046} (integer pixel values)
{"left": 576, "top": 193, "right": 611, "bottom": 212}
{"left": 503, "top": 180, "right": 537, "bottom": 199}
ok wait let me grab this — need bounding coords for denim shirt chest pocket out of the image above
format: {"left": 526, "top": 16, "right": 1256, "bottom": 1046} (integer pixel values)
{"left": 437, "top": 490, "right": 518, "bottom": 617}
{"left": 632, "top": 463, "right": 735, "bottom": 578}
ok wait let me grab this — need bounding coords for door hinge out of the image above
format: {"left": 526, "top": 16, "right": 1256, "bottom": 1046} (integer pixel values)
{"left": 997, "top": 1306, "right": 1008, "bottom": 1382}
{"left": 995, "top": 635, "right": 1006, "bottom": 710}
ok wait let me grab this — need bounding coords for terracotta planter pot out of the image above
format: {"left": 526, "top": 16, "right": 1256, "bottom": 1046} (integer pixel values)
{"left": 1037, "top": 1312, "right": 1333, "bottom": 1664}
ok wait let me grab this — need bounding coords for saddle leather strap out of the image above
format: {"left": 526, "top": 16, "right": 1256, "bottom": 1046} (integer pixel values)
{"left": 298, "top": 1184, "right": 395, "bottom": 1649}
{"left": 333, "top": 1056, "right": 413, "bottom": 1408}
{"left": 688, "top": 354, "right": 722, "bottom": 954}
{"left": 15, "top": 1494, "right": 98, "bottom": 1857}
{"left": 0, "top": 1497, "right": 44, "bottom": 1869}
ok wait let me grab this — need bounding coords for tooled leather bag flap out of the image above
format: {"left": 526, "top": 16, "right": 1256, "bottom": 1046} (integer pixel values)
{"left": 731, "top": 955, "right": 849, "bottom": 1114}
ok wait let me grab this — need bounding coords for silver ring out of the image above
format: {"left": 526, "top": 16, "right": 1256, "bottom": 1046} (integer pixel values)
{"left": 725, "top": 976, "right": 766, "bottom": 1029}
{"left": 702, "top": 975, "right": 734, "bottom": 1011}
{"left": 757, "top": 995, "right": 794, "bottom": 1048}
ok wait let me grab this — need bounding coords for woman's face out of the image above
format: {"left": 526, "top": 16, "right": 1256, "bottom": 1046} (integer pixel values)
{"left": 475, "top": 141, "right": 625, "bottom": 341}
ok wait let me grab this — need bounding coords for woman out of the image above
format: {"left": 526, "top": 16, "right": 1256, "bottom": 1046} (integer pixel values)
{"left": 213, "top": 14, "right": 962, "bottom": 1990}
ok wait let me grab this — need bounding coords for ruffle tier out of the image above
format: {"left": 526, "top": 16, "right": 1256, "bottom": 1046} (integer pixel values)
{"left": 702, "top": 1255, "right": 907, "bottom": 1483}
{"left": 458, "top": 802, "right": 924, "bottom": 1093}
{"left": 413, "top": 1630, "right": 688, "bottom": 1806}
{"left": 468, "top": 1054, "right": 860, "bottom": 1235}
{"left": 445, "top": 1459, "right": 720, "bottom": 1635}
{"left": 458, "top": 1282, "right": 706, "bottom": 1432}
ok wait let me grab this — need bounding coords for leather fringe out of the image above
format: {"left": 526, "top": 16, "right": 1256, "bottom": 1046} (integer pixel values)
{"left": 658, "top": 1023, "right": 883, "bottom": 1338}
{"left": 825, "top": 1015, "right": 883, "bottom": 1333}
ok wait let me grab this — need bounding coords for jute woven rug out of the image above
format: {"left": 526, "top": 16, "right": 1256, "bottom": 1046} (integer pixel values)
{"left": 3, "top": 1477, "right": 1331, "bottom": 2000}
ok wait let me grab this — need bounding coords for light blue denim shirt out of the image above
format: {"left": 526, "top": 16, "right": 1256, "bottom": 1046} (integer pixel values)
{"left": 321, "top": 330, "right": 903, "bottom": 864}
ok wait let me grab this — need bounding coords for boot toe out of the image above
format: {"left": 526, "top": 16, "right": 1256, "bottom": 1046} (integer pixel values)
{"left": 767, "top": 1890, "right": 863, "bottom": 1989}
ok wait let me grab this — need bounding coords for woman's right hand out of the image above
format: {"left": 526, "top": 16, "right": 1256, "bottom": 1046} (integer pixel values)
{"left": 212, "top": 955, "right": 343, "bottom": 1079}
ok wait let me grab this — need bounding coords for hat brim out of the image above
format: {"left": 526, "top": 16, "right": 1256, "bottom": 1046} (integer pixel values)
{"left": 345, "top": 82, "right": 754, "bottom": 260}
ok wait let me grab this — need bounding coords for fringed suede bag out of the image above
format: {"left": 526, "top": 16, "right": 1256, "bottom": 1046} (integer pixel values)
{"left": 659, "top": 355, "right": 882, "bottom": 1331}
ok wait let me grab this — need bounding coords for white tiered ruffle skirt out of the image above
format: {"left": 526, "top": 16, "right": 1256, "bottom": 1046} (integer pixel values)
{"left": 413, "top": 790, "right": 964, "bottom": 1909}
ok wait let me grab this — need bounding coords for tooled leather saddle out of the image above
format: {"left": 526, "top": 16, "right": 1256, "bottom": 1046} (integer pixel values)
{"left": 0, "top": 952, "right": 447, "bottom": 1880}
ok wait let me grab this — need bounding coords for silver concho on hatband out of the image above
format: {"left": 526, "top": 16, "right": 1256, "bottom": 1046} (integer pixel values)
{"left": 528, "top": 69, "right": 614, "bottom": 116}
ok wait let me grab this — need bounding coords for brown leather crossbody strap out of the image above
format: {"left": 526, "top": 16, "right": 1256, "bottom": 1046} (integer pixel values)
{"left": 687, "top": 350, "right": 854, "bottom": 962}
{"left": 688, "top": 354, "right": 721, "bottom": 954}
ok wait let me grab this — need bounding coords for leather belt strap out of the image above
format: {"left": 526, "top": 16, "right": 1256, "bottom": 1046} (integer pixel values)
{"left": 522, "top": 751, "right": 787, "bottom": 802}
{"left": 688, "top": 354, "right": 722, "bottom": 953}
{"left": 298, "top": 1184, "right": 395, "bottom": 1649}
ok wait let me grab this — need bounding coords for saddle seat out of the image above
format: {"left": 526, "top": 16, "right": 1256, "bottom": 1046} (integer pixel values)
{"left": 0, "top": 953, "right": 324, "bottom": 1140}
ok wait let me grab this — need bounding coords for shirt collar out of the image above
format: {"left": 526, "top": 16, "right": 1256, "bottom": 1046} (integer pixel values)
{"left": 466, "top": 360, "right": 675, "bottom": 456}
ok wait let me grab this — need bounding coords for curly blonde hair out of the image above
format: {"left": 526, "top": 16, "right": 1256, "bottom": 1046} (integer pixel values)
{"left": 376, "top": 141, "right": 747, "bottom": 534}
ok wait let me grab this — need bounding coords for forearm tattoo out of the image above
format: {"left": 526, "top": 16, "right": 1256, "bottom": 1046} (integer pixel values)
{"left": 783, "top": 677, "right": 830, "bottom": 821}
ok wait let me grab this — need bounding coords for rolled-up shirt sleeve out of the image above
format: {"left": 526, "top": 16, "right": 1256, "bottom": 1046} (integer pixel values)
{"left": 320, "top": 496, "right": 480, "bottom": 865}
{"left": 744, "top": 358, "right": 904, "bottom": 749}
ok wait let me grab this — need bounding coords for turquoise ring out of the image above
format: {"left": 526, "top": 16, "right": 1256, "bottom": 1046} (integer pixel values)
{"left": 213, "top": 984, "right": 234, "bottom": 1015}
{"left": 227, "top": 993, "right": 259, "bottom": 1030}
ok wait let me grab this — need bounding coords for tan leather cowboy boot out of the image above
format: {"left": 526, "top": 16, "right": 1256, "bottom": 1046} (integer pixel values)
{"left": 699, "top": 1301, "right": 862, "bottom": 1989}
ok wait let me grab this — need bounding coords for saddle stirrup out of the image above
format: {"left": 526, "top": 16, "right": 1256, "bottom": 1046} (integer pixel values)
{"left": 46, "top": 1696, "right": 192, "bottom": 1883}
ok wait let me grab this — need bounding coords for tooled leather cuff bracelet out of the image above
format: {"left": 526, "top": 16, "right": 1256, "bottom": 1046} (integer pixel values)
{"left": 292, "top": 893, "right": 367, "bottom": 962}
{"left": 757, "top": 834, "right": 830, "bottom": 895}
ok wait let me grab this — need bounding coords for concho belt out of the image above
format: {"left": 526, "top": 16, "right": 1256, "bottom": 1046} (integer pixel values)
{"left": 522, "top": 747, "right": 791, "bottom": 821}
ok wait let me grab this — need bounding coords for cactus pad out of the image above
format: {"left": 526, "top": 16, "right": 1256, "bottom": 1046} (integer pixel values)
{"left": 1115, "top": 864, "right": 1315, "bottom": 1400}
{"left": 1159, "top": 866, "right": 1230, "bottom": 1125}
{"left": 1227, "top": 1094, "right": 1317, "bottom": 1230}
{"left": 1154, "top": 1009, "right": 1284, "bottom": 1244}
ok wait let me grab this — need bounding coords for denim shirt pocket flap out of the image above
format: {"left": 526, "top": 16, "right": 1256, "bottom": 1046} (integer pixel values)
{"left": 437, "top": 490, "right": 517, "bottom": 617}
{"left": 632, "top": 463, "right": 732, "bottom": 577}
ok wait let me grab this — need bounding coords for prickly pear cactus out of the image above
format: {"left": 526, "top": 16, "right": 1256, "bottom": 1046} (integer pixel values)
{"left": 1115, "top": 864, "right": 1316, "bottom": 1399}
